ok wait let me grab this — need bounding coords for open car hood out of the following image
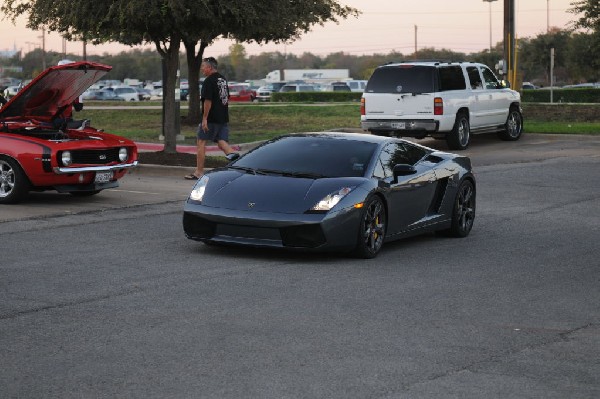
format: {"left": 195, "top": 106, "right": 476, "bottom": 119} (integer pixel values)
{"left": 0, "top": 61, "right": 111, "bottom": 121}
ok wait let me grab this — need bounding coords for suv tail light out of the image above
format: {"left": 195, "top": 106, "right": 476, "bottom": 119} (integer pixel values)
{"left": 360, "top": 97, "right": 365, "bottom": 115}
{"left": 434, "top": 97, "right": 443, "bottom": 115}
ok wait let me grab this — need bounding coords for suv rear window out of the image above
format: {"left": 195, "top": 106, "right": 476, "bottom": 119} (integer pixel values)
{"left": 366, "top": 65, "right": 435, "bottom": 94}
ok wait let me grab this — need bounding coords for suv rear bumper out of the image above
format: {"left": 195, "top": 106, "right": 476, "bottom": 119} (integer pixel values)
{"left": 361, "top": 119, "right": 439, "bottom": 132}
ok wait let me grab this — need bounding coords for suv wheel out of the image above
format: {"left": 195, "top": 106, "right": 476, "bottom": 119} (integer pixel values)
{"left": 447, "top": 112, "right": 470, "bottom": 150}
{"left": 498, "top": 106, "right": 523, "bottom": 141}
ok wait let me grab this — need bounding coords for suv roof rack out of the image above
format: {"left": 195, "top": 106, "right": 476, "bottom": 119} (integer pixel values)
{"left": 383, "top": 59, "right": 456, "bottom": 66}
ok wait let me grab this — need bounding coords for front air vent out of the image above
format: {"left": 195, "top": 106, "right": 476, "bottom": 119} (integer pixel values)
{"left": 71, "top": 149, "right": 120, "bottom": 165}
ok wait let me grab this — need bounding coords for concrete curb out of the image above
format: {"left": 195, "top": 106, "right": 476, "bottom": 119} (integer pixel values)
{"left": 131, "top": 140, "right": 266, "bottom": 177}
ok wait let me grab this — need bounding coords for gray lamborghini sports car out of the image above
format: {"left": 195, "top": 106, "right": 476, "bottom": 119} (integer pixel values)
{"left": 183, "top": 132, "right": 475, "bottom": 258}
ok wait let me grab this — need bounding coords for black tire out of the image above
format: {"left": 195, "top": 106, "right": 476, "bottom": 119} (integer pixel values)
{"left": 69, "top": 190, "right": 101, "bottom": 197}
{"left": 0, "top": 156, "right": 30, "bottom": 204}
{"left": 354, "top": 196, "right": 386, "bottom": 259}
{"left": 444, "top": 179, "right": 476, "bottom": 237}
{"left": 446, "top": 112, "right": 470, "bottom": 150}
{"left": 498, "top": 107, "right": 523, "bottom": 141}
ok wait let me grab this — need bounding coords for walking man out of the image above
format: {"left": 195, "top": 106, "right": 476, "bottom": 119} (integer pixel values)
{"left": 185, "top": 57, "right": 238, "bottom": 180}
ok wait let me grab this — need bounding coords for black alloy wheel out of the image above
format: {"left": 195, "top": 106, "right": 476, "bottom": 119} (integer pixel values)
{"left": 354, "top": 196, "right": 386, "bottom": 259}
{"left": 447, "top": 179, "right": 476, "bottom": 237}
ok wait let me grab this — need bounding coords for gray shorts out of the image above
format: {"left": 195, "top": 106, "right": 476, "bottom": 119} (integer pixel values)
{"left": 197, "top": 123, "right": 230, "bottom": 142}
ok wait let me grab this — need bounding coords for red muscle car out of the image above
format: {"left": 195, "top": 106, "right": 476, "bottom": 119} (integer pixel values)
{"left": 228, "top": 84, "right": 257, "bottom": 102}
{"left": 0, "top": 61, "right": 138, "bottom": 204}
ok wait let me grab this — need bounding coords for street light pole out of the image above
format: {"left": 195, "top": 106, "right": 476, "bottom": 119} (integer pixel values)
{"left": 483, "top": 0, "right": 498, "bottom": 52}
{"left": 547, "top": 0, "right": 550, "bottom": 32}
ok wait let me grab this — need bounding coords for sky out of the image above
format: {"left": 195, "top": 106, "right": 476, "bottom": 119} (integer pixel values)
{"left": 0, "top": 0, "right": 579, "bottom": 59}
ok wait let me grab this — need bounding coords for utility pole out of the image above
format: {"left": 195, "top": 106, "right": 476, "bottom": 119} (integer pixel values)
{"left": 503, "top": 0, "right": 515, "bottom": 86}
{"left": 414, "top": 25, "right": 418, "bottom": 59}
{"left": 483, "top": 0, "right": 498, "bottom": 52}
{"left": 39, "top": 30, "right": 46, "bottom": 70}
{"left": 550, "top": 48, "right": 555, "bottom": 103}
{"left": 547, "top": 0, "right": 550, "bottom": 32}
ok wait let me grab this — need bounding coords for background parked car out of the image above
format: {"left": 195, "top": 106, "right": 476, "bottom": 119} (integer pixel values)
{"left": 136, "top": 88, "right": 152, "bottom": 101}
{"left": 5, "top": 85, "right": 21, "bottom": 99}
{"left": 82, "top": 89, "right": 125, "bottom": 101}
{"left": 323, "top": 82, "right": 351, "bottom": 91}
{"left": 279, "top": 83, "right": 315, "bottom": 92}
{"left": 228, "top": 84, "right": 257, "bottom": 102}
{"left": 111, "top": 86, "right": 139, "bottom": 101}
{"left": 256, "top": 82, "right": 287, "bottom": 101}
{"left": 345, "top": 80, "right": 368, "bottom": 92}
{"left": 522, "top": 82, "right": 539, "bottom": 90}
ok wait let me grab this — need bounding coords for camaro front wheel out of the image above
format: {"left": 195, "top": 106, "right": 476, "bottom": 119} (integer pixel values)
{"left": 354, "top": 196, "right": 386, "bottom": 259}
{"left": 0, "top": 156, "right": 30, "bottom": 204}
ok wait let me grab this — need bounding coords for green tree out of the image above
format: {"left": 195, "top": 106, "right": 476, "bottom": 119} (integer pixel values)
{"left": 569, "top": 0, "right": 600, "bottom": 31}
{"left": 568, "top": 0, "right": 600, "bottom": 80}
{"left": 518, "top": 29, "right": 571, "bottom": 85}
{"left": 180, "top": 1, "right": 359, "bottom": 124}
{"left": 1, "top": 0, "right": 186, "bottom": 152}
{"left": 2, "top": 0, "right": 358, "bottom": 151}
{"left": 566, "top": 32, "right": 599, "bottom": 82}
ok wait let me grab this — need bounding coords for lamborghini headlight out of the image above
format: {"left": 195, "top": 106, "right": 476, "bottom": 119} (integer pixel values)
{"left": 311, "top": 187, "right": 353, "bottom": 212}
{"left": 189, "top": 175, "right": 209, "bottom": 202}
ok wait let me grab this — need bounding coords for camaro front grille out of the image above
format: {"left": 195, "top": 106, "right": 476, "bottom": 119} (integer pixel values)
{"left": 71, "top": 149, "right": 120, "bottom": 165}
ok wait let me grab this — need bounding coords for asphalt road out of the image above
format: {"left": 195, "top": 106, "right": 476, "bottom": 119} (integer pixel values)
{"left": 1, "top": 133, "right": 599, "bottom": 398}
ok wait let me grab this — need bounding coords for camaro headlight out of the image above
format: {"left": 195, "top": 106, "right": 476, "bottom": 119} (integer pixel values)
{"left": 189, "top": 175, "right": 209, "bottom": 202}
{"left": 61, "top": 151, "right": 72, "bottom": 166}
{"left": 118, "top": 147, "right": 128, "bottom": 162}
{"left": 311, "top": 187, "right": 353, "bottom": 212}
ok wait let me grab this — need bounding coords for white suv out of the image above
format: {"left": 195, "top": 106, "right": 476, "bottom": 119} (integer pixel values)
{"left": 360, "top": 61, "right": 523, "bottom": 150}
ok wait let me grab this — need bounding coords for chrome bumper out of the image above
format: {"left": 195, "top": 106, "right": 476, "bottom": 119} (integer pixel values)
{"left": 361, "top": 120, "right": 438, "bottom": 132}
{"left": 52, "top": 161, "right": 138, "bottom": 174}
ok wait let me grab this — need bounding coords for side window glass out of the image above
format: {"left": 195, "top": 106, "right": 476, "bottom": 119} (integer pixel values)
{"left": 399, "top": 142, "right": 428, "bottom": 165}
{"left": 481, "top": 67, "right": 500, "bottom": 89}
{"left": 466, "top": 66, "right": 483, "bottom": 90}
{"left": 438, "top": 66, "right": 466, "bottom": 91}
{"left": 377, "top": 144, "right": 395, "bottom": 178}
{"left": 373, "top": 159, "right": 386, "bottom": 179}
{"left": 375, "top": 142, "right": 428, "bottom": 179}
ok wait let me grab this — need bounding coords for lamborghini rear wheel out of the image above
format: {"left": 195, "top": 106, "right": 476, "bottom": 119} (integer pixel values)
{"left": 354, "top": 196, "right": 386, "bottom": 259}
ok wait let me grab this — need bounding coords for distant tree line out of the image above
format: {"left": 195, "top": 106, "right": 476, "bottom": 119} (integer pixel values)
{"left": 3, "top": 27, "right": 598, "bottom": 88}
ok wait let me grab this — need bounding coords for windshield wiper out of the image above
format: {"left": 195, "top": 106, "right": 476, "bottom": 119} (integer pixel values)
{"left": 228, "top": 165, "right": 265, "bottom": 175}
{"left": 256, "top": 169, "right": 327, "bottom": 179}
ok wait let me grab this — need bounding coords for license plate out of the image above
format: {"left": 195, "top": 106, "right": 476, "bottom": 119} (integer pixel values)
{"left": 94, "top": 171, "right": 114, "bottom": 183}
{"left": 391, "top": 122, "right": 406, "bottom": 129}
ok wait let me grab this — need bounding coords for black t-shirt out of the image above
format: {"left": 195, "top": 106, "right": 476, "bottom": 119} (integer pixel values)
{"left": 201, "top": 72, "right": 229, "bottom": 123}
